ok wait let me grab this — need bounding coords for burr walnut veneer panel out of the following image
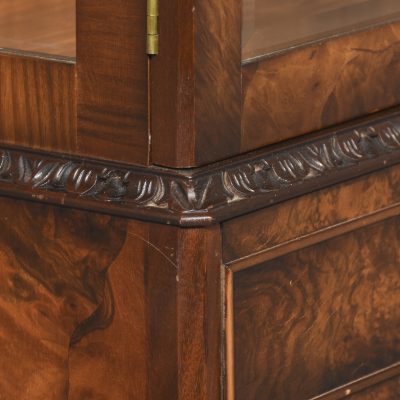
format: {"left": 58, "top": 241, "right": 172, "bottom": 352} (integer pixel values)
{"left": 0, "top": 196, "right": 222, "bottom": 400}
{"left": 232, "top": 217, "right": 400, "bottom": 400}
{"left": 0, "top": 196, "right": 127, "bottom": 398}
{"left": 242, "top": 23, "right": 400, "bottom": 153}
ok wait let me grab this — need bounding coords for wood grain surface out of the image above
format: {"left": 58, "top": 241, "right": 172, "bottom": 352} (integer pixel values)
{"left": 223, "top": 164, "right": 400, "bottom": 265}
{"left": 0, "top": 0, "right": 75, "bottom": 57}
{"left": 0, "top": 196, "right": 127, "bottom": 398}
{"left": 243, "top": 0, "right": 400, "bottom": 59}
{"left": 146, "top": 224, "right": 222, "bottom": 400}
{"left": 69, "top": 220, "right": 148, "bottom": 399}
{"left": 0, "top": 53, "right": 76, "bottom": 153}
{"left": 232, "top": 217, "right": 400, "bottom": 400}
{"left": 242, "top": 23, "right": 400, "bottom": 153}
{"left": 69, "top": 222, "right": 222, "bottom": 400}
{"left": 150, "top": 0, "right": 241, "bottom": 167}
{"left": 76, "top": 0, "right": 148, "bottom": 164}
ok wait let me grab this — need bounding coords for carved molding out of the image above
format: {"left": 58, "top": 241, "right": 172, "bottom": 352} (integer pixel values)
{"left": 0, "top": 113, "right": 399, "bottom": 226}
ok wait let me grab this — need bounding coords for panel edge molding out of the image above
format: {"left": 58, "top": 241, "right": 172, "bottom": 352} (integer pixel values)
{"left": 0, "top": 111, "right": 399, "bottom": 226}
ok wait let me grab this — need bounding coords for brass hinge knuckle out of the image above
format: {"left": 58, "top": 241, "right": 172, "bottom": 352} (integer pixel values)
{"left": 147, "top": 0, "right": 159, "bottom": 55}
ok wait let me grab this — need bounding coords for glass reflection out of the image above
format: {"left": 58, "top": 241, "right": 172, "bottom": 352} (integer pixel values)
{"left": 243, "top": 0, "right": 400, "bottom": 60}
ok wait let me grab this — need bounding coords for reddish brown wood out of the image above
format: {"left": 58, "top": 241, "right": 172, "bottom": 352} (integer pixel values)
{"left": 69, "top": 220, "right": 148, "bottom": 399}
{"left": 0, "top": 196, "right": 126, "bottom": 398}
{"left": 146, "top": 225, "right": 222, "bottom": 400}
{"left": 150, "top": 0, "right": 241, "bottom": 167}
{"left": 76, "top": 0, "right": 148, "bottom": 164}
{"left": 242, "top": 22, "right": 400, "bottom": 153}
{"left": 68, "top": 222, "right": 222, "bottom": 400}
{"left": 223, "top": 164, "right": 400, "bottom": 265}
{"left": 0, "top": 53, "right": 76, "bottom": 153}
{"left": 232, "top": 217, "right": 400, "bottom": 400}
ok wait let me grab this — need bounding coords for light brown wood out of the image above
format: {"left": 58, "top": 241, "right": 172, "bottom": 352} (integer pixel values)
{"left": 0, "top": 0, "right": 75, "bottom": 58}
{"left": 243, "top": 0, "right": 400, "bottom": 60}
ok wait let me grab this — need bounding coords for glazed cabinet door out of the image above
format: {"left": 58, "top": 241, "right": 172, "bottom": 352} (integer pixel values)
{"left": 0, "top": 0, "right": 148, "bottom": 164}
{"left": 151, "top": 0, "right": 400, "bottom": 167}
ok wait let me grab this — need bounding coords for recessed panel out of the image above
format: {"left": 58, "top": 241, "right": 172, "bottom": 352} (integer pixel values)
{"left": 233, "top": 217, "right": 400, "bottom": 399}
{"left": 243, "top": 0, "right": 400, "bottom": 60}
{"left": 0, "top": 0, "right": 76, "bottom": 57}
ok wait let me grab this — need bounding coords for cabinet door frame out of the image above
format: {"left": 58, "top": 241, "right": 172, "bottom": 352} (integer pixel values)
{"left": 0, "top": 0, "right": 149, "bottom": 165}
{"left": 150, "top": 0, "right": 400, "bottom": 167}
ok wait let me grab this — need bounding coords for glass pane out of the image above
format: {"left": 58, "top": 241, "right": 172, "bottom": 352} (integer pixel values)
{"left": 243, "top": 0, "right": 400, "bottom": 61}
{"left": 0, "top": 0, "right": 76, "bottom": 58}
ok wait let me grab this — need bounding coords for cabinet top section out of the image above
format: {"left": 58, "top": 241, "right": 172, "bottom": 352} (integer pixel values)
{"left": 0, "top": 0, "right": 76, "bottom": 58}
{"left": 243, "top": 0, "right": 400, "bottom": 61}
{"left": 1, "top": 1, "right": 400, "bottom": 169}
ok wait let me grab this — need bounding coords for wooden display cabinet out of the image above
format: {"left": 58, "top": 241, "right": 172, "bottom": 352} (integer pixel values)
{"left": 0, "top": 1, "right": 399, "bottom": 399}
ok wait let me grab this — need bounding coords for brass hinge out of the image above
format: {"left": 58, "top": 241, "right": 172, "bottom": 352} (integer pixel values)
{"left": 147, "top": 0, "right": 159, "bottom": 55}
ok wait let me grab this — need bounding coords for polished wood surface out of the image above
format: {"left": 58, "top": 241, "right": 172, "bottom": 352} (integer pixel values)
{"left": 0, "top": 54, "right": 76, "bottom": 154}
{"left": 0, "top": 0, "right": 75, "bottom": 57}
{"left": 77, "top": 0, "right": 149, "bottom": 164}
{"left": 223, "top": 164, "right": 400, "bottom": 266}
{"left": 71, "top": 223, "right": 222, "bottom": 400}
{"left": 0, "top": 196, "right": 127, "bottom": 398}
{"left": 145, "top": 224, "right": 222, "bottom": 400}
{"left": 150, "top": 0, "right": 241, "bottom": 167}
{"left": 232, "top": 217, "right": 400, "bottom": 400}
{"left": 69, "top": 220, "right": 148, "bottom": 399}
{"left": 242, "top": 23, "right": 400, "bottom": 153}
{"left": 243, "top": 0, "right": 400, "bottom": 60}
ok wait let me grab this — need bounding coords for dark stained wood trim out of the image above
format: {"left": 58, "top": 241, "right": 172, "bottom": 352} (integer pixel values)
{"left": 150, "top": 0, "right": 242, "bottom": 167}
{"left": 310, "top": 363, "right": 400, "bottom": 400}
{"left": 0, "top": 110, "right": 399, "bottom": 226}
{"left": 225, "top": 268, "right": 235, "bottom": 400}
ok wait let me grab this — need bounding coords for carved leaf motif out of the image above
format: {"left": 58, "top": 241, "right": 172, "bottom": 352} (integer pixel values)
{"left": 223, "top": 165, "right": 257, "bottom": 199}
{"left": 128, "top": 176, "right": 166, "bottom": 205}
{"left": 32, "top": 163, "right": 60, "bottom": 188}
{"left": 51, "top": 162, "right": 78, "bottom": 189}
{"left": 379, "top": 125, "right": 400, "bottom": 149}
{"left": 269, "top": 154, "right": 308, "bottom": 183}
{"left": 170, "top": 177, "right": 212, "bottom": 210}
{"left": 17, "top": 155, "right": 33, "bottom": 183}
{"left": 0, "top": 151, "right": 11, "bottom": 177}
{"left": 0, "top": 115, "right": 398, "bottom": 221}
